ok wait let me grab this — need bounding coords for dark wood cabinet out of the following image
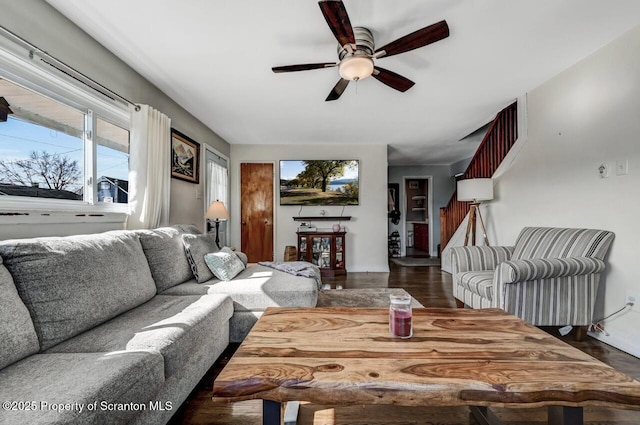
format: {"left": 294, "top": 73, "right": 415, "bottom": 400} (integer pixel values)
{"left": 413, "top": 223, "right": 429, "bottom": 252}
{"left": 297, "top": 230, "right": 346, "bottom": 277}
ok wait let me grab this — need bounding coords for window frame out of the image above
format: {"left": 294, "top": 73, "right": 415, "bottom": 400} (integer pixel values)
{"left": 0, "top": 33, "right": 131, "bottom": 215}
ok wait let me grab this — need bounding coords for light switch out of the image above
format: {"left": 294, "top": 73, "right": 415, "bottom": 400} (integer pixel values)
{"left": 616, "top": 159, "right": 629, "bottom": 176}
{"left": 195, "top": 188, "right": 202, "bottom": 199}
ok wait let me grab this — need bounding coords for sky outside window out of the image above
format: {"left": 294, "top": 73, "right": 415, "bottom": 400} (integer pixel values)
{"left": 0, "top": 116, "right": 84, "bottom": 192}
{"left": 0, "top": 116, "right": 129, "bottom": 194}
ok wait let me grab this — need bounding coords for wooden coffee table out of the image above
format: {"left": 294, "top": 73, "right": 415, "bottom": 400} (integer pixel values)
{"left": 212, "top": 307, "right": 640, "bottom": 425}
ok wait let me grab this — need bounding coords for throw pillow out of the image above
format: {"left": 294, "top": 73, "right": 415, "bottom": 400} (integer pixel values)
{"left": 235, "top": 251, "right": 248, "bottom": 266}
{"left": 137, "top": 225, "right": 199, "bottom": 292}
{"left": 204, "top": 247, "right": 246, "bottom": 281}
{"left": 182, "top": 233, "right": 218, "bottom": 283}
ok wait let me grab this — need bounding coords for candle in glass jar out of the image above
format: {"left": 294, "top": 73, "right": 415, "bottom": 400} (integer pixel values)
{"left": 389, "top": 308, "right": 412, "bottom": 337}
{"left": 389, "top": 291, "right": 413, "bottom": 338}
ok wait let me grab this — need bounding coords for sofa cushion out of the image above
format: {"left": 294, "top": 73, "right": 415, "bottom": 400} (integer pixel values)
{"left": 182, "top": 232, "right": 218, "bottom": 283}
{"left": 0, "top": 259, "right": 39, "bottom": 370}
{"left": 162, "top": 264, "right": 318, "bottom": 312}
{"left": 512, "top": 227, "right": 615, "bottom": 261}
{"left": 458, "top": 270, "right": 494, "bottom": 301}
{"left": 204, "top": 247, "right": 245, "bottom": 281}
{"left": 46, "top": 294, "right": 233, "bottom": 378}
{"left": 137, "top": 225, "right": 200, "bottom": 292}
{"left": 0, "top": 351, "right": 163, "bottom": 425}
{"left": 0, "top": 231, "right": 157, "bottom": 350}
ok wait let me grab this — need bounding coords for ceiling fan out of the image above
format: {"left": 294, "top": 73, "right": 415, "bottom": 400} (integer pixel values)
{"left": 272, "top": 0, "right": 450, "bottom": 101}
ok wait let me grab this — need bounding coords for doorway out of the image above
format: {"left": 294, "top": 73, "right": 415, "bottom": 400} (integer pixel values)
{"left": 402, "top": 176, "right": 433, "bottom": 257}
{"left": 240, "top": 162, "right": 274, "bottom": 262}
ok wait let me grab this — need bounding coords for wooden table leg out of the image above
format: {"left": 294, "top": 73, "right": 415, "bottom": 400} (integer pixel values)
{"left": 470, "top": 406, "right": 504, "bottom": 425}
{"left": 263, "top": 400, "right": 281, "bottom": 425}
{"left": 548, "top": 406, "right": 583, "bottom": 425}
{"left": 573, "top": 326, "right": 588, "bottom": 342}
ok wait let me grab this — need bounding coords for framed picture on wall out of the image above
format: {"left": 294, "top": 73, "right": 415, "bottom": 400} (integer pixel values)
{"left": 171, "top": 128, "right": 200, "bottom": 183}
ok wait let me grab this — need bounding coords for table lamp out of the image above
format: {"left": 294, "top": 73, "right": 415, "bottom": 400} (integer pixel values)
{"left": 457, "top": 178, "right": 493, "bottom": 246}
{"left": 205, "top": 200, "right": 229, "bottom": 249}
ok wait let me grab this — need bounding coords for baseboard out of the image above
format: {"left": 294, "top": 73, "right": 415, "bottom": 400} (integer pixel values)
{"left": 349, "top": 266, "right": 390, "bottom": 273}
{"left": 588, "top": 330, "right": 640, "bottom": 359}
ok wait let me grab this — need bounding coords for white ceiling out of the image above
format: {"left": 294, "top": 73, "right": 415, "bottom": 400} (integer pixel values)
{"left": 46, "top": 0, "right": 640, "bottom": 166}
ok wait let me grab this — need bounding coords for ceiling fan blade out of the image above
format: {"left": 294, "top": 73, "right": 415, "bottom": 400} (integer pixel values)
{"left": 272, "top": 63, "right": 337, "bottom": 73}
{"left": 375, "top": 20, "right": 449, "bottom": 58}
{"left": 319, "top": 0, "right": 356, "bottom": 47}
{"left": 372, "top": 67, "right": 415, "bottom": 92}
{"left": 326, "top": 78, "right": 349, "bottom": 101}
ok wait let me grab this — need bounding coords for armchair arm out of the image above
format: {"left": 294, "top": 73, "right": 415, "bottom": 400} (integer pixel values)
{"left": 450, "top": 245, "right": 514, "bottom": 274}
{"left": 497, "top": 257, "right": 605, "bottom": 284}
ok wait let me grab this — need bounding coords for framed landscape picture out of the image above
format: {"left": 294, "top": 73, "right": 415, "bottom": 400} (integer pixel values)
{"left": 279, "top": 160, "right": 359, "bottom": 206}
{"left": 171, "top": 128, "right": 200, "bottom": 183}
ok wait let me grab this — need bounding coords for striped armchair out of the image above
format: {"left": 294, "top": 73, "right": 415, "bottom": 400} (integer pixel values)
{"left": 450, "top": 227, "right": 614, "bottom": 328}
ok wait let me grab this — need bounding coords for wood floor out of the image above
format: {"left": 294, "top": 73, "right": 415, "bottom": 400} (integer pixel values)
{"left": 168, "top": 262, "right": 640, "bottom": 425}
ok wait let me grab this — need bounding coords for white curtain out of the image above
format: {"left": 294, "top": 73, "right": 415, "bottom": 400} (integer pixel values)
{"left": 206, "top": 156, "right": 228, "bottom": 245}
{"left": 126, "top": 104, "right": 171, "bottom": 229}
{"left": 207, "top": 160, "right": 228, "bottom": 207}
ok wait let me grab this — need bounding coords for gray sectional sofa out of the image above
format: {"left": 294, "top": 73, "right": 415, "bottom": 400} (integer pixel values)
{"left": 0, "top": 225, "right": 319, "bottom": 425}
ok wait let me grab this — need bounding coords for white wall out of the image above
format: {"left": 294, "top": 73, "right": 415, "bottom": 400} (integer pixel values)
{"left": 0, "top": 0, "right": 229, "bottom": 239}
{"left": 450, "top": 156, "right": 473, "bottom": 177}
{"left": 230, "top": 144, "right": 389, "bottom": 272}
{"left": 487, "top": 25, "right": 640, "bottom": 357}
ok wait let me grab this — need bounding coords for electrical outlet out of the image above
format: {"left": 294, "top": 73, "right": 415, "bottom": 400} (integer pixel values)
{"left": 626, "top": 291, "right": 640, "bottom": 313}
{"left": 598, "top": 162, "right": 610, "bottom": 178}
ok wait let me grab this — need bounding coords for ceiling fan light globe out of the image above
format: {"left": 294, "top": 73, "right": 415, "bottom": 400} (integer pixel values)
{"left": 339, "top": 56, "right": 374, "bottom": 81}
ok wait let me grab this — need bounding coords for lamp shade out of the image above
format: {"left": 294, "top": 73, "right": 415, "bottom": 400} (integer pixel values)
{"left": 339, "top": 56, "right": 374, "bottom": 81}
{"left": 457, "top": 178, "right": 494, "bottom": 202}
{"left": 204, "top": 201, "right": 229, "bottom": 220}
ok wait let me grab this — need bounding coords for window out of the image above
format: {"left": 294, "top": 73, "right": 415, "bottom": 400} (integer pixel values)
{"left": 0, "top": 40, "right": 130, "bottom": 211}
{"left": 96, "top": 117, "right": 129, "bottom": 204}
{"left": 205, "top": 149, "right": 228, "bottom": 245}
{"left": 0, "top": 79, "right": 85, "bottom": 199}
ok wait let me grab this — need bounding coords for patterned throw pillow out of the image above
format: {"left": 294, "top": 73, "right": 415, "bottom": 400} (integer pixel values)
{"left": 182, "top": 233, "right": 218, "bottom": 283}
{"left": 204, "top": 247, "right": 246, "bottom": 281}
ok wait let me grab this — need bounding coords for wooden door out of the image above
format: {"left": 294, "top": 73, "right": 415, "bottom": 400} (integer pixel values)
{"left": 240, "top": 163, "right": 274, "bottom": 262}
{"left": 414, "top": 223, "right": 429, "bottom": 252}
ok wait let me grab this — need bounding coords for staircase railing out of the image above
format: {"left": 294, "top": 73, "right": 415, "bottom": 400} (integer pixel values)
{"left": 440, "top": 101, "right": 518, "bottom": 250}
